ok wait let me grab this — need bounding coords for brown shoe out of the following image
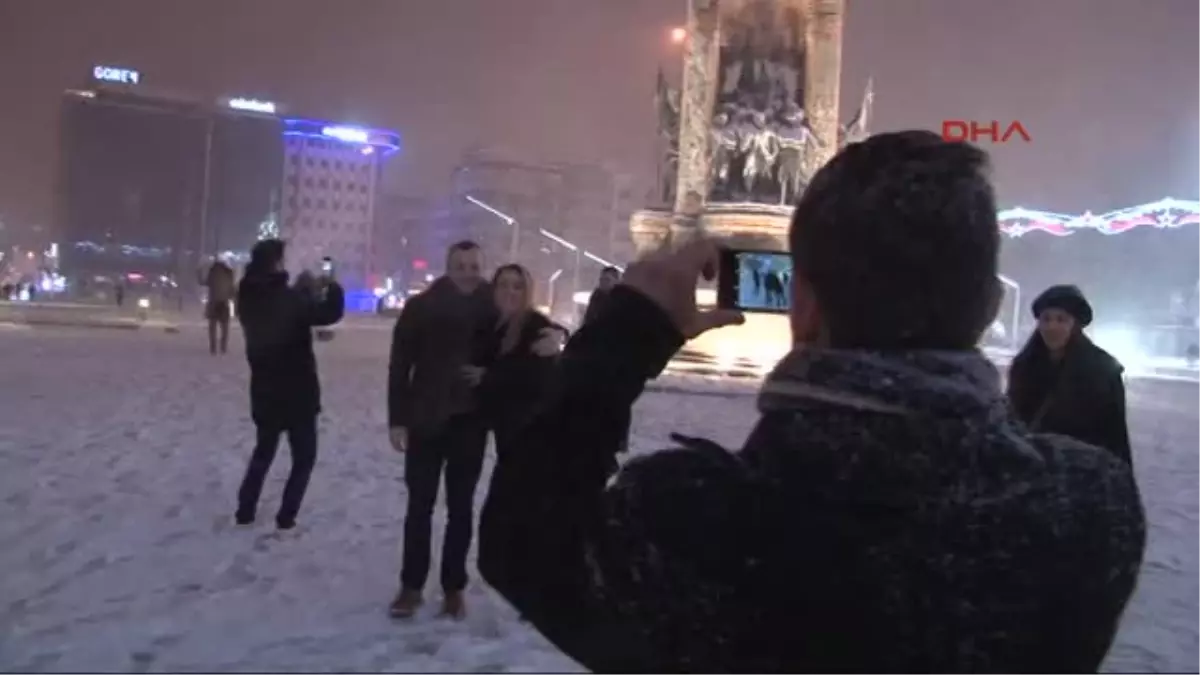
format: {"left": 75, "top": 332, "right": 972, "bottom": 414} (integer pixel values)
{"left": 439, "top": 591, "right": 466, "bottom": 620}
{"left": 388, "top": 587, "right": 422, "bottom": 619}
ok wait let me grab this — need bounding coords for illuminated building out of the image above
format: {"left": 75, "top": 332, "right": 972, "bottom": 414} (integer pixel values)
{"left": 55, "top": 65, "right": 401, "bottom": 303}
{"left": 278, "top": 119, "right": 399, "bottom": 292}
{"left": 56, "top": 71, "right": 284, "bottom": 291}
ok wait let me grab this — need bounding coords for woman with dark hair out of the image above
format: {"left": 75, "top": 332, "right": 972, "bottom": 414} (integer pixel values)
{"left": 1007, "top": 284, "right": 1132, "bottom": 466}
{"left": 467, "top": 264, "right": 566, "bottom": 461}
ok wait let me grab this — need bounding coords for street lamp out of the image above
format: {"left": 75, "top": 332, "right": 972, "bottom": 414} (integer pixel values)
{"left": 547, "top": 268, "right": 564, "bottom": 316}
{"left": 998, "top": 273, "right": 1021, "bottom": 350}
{"left": 465, "top": 195, "right": 520, "bottom": 263}
{"left": 538, "top": 228, "right": 582, "bottom": 320}
{"left": 669, "top": 27, "right": 687, "bottom": 44}
{"left": 538, "top": 229, "right": 625, "bottom": 325}
{"left": 584, "top": 251, "right": 622, "bottom": 271}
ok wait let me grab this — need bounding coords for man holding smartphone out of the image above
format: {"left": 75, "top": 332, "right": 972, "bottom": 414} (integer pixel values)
{"left": 234, "top": 239, "right": 344, "bottom": 530}
{"left": 477, "top": 131, "right": 1145, "bottom": 672}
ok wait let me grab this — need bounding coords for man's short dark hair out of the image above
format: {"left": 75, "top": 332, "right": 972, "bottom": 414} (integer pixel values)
{"left": 790, "top": 130, "right": 1000, "bottom": 349}
{"left": 600, "top": 266, "right": 620, "bottom": 277}
{"left": 445, "top": 239, "right": 481, "bottom": 262}
{"left": 247, "top": 238, "right": 285, "bottom": 276}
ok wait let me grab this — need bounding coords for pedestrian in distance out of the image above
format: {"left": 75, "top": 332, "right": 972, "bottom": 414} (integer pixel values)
{"left": 581, "top": 265, "right": 631, "bottom": 462}
{"left": 233, "top": 239, "right": 344, "bottom": 531}
{"left": 200, "top": 259, "right": 237, "bottom": 355}
{"left": 582, "top": 266, "right": 621, "bottom": 325}
{"left": 1007, "top": 284, "right": 1133, "bottom": 466}
{"left": 478, "top": 131, "right": 1146, "bottom": 672}
{"left": 386, "top": 242, "right": 564, "bottom": 620}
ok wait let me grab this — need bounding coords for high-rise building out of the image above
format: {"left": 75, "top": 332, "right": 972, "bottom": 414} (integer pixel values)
{"left": 278, "top": 119, "right": 399, "bottom": 292}
{"left": 56, "top": 65, "right": 400, "bottom": 305}
{"left": 57, "top": 86, "right": 211, "bottom": 288}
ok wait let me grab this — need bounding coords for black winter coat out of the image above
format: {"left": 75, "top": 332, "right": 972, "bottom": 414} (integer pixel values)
{"left": 478, "top": 286, "right": 1146, "bottom": 673}
{"left": 476, "top": 311, "right": 559, "bottom": 454}
{"left": 582, "top": 288, "right": 613, "bottom": 325}
{"left": 1007, "top": 333, "right": 1132, "bottom": 466}
{"left": 236, "top": 272, "right": 344, "bottom": 426}
{"left": 387, "top": 277, "right": 497, "bottom": 434}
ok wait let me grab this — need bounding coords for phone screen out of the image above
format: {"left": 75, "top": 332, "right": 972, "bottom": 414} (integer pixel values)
{"left": 717, "top": 249, "right": 792, "bottom": 313}
{"left": 320, "top": 257, "right": 334, "bottom": 274}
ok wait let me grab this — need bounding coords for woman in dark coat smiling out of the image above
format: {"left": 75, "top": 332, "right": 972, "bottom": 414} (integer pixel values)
{"left": 1007, "top": 284, "right": 1133, "bottom": 466}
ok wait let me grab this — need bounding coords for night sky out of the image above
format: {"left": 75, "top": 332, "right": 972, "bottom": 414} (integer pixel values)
{"left": 0, "top": 0, "right": 1196, "bottom": 237}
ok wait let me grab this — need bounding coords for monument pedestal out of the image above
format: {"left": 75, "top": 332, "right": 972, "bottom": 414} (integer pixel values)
{"left": 629, "top": 204, "right": 793, "bottom": 377}
{"left": 629, "top": 203, "right": 791, "bottom": 255}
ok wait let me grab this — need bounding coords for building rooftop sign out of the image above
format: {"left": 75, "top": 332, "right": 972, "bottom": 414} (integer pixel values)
{"left": 92, "top": 65, "right": 140, "bottom": 85}
{"left": 321, "top": 126, "right": 371, "bottom": 144}
{"left": 282, "top": 118, "right": 401, "bottom": 154}
{"left": 228, "top": 97, "right": 277, "bottom": 114}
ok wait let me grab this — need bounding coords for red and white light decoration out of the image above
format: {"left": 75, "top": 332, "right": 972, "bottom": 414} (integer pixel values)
{"left": 997, "top": 197, "right": 1200, "bottom": 238}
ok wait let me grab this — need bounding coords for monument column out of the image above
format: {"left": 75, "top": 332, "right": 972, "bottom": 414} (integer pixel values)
{"left": 671, "top": 0, "right": 721, "bottom": 237}
{"left": 802, "top": 0, "right": 844, "bottom": 177}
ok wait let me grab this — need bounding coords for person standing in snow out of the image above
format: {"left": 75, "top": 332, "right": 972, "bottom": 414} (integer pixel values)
{"left": 386, "top": 242, "right": 562, "bottom": 620}
{"left": 477, "top": 131, "right": 1145, "bottom": 672}
{"left": 234, "top": 239, "right": 344, "bottom": 530}
{"left": 474, "top": 264, "right": 566, "bottom": 461}
{"left": 581, "top": 265, "right": 631, "bottom": 462}
{"left": 201, "top": 259, "right": 237, "bottom": 355}
{"left": 386, "top": 240, "right": 498, "bottom": 620}
{"left": 582, "top": 266, "right": 621, "bottom": 325}
{"left": 1007, "top": 284, "right": 1133, "bottom": 466}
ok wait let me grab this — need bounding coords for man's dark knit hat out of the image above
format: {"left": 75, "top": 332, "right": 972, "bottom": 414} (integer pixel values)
{"left": 1031, "top": 284, "right": 1093, "bottom": 327}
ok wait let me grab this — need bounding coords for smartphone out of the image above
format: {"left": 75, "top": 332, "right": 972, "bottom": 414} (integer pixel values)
{"left": 320, "top": 256, "right": 335, "bottom": 276}
{"left": 715, "top": 248, "right": 792, "bottom": 313}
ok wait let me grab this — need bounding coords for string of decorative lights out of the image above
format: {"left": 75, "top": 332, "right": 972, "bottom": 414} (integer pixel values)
{"left": 998, "top": 198, "right": 1200, "bottom": 238}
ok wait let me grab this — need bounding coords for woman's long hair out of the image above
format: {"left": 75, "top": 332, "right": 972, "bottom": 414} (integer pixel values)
{"left": 492, "top": 264, "right": 536, "bottom": 355}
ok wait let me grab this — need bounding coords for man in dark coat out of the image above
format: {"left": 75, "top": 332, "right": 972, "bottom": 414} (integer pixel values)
{"left": 478, "top": 132, "right": 1146, "bottom": 672}
{"left": 582, "top": 265, "right": 631, "bottom": 462}
{"left": 1008, "top": 284, "right": 1133, "bottom": 466}
{"left": 234, "top": 239, "right": 344, "bottom": 530}
{"left": 582, "top": 266, "right": 621, "bottom": 325}
{"left": 201, "top": 259, "right": 237, "bottom": 355}
{"left": 387, "top": 240, "right": 500, "bottom": 620}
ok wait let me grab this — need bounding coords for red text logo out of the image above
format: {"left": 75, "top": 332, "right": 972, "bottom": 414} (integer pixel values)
{"left": 941, "top": 120, "right": 1032, "bottom": 144}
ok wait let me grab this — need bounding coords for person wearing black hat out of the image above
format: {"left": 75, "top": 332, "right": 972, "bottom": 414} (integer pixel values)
{"left": 1007, "top": 284, "right": 1133, "bottom": 466}
{"left": 233, "top": 239, "right": 345, "bottom": 529}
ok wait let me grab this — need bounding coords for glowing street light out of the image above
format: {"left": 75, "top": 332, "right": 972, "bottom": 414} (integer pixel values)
{"left": 670, "top": 27, "right": 687, "bottom": 44}
{"left": 466, "top": 195, "right": 520, "bottom": 262}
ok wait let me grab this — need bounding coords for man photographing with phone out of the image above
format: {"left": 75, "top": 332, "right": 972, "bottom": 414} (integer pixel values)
{"left": 478, "top": 131, "right": 1145, "bottom": 672}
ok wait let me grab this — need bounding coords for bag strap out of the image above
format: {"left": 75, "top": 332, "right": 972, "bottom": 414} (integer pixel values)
{"left": 1028, "top": 394, "right": 1056, "bottom": 431}
{"left": 1028, "top": 365, "right": 1069, "bottom": 431}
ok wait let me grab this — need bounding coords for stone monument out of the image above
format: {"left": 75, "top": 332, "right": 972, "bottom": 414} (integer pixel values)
{"left": 630, "top": 0, "right": 874, "bottom": 375}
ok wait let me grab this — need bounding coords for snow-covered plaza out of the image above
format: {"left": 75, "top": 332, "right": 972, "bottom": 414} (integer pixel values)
{"left": 0, "top": 325, "right": 1196, "bottom": 672}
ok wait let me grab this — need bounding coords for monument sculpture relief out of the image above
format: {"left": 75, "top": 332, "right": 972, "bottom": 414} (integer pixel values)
{"left": 634, "top": 0, "right": 874, "bottom": 255}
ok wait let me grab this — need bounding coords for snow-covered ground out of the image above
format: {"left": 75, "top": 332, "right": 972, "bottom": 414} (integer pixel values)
{"left": 0, "top": 326, "right": 1195, "bottom": 673}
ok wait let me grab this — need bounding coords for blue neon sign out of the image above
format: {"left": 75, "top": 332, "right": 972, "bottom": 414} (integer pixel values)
{"left": 282, "top": 118, "right": 401, "bottom": 155}
{"left": 321, "top": 126, "right": 370, "bottom": 143}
